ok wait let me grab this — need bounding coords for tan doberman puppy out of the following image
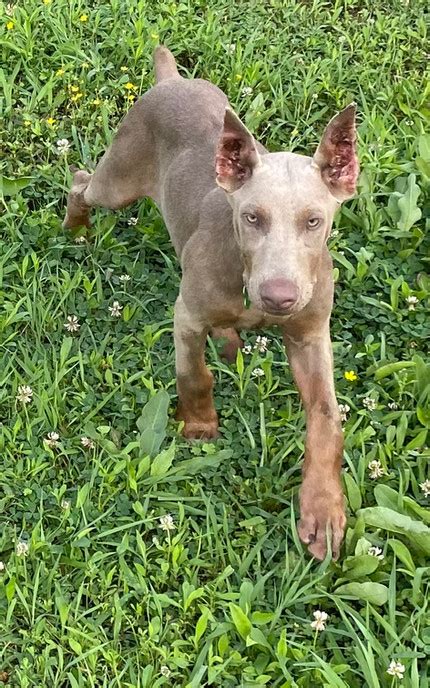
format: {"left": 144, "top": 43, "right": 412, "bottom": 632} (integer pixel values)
{"left": 64, "top": 47, "right": 359, "bottom": 560}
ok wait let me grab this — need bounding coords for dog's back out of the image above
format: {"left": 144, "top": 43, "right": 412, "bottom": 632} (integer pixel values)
{"left": 145, "top": 48, "right": 229, "bottom": 156}
{"left": 125, "top": 48, "right": 230, "bottom": 253}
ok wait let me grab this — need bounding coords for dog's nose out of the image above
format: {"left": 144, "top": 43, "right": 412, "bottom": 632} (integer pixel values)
{"left": 260, "top": 278, "right": 298, "bottom": 312}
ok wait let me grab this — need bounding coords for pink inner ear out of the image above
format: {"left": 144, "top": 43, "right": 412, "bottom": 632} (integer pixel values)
{"left": 325, "top": 131, "right": 359, "bottom": 195}
{"left": 216, "top": 135, "right": 251, "bottom": 183}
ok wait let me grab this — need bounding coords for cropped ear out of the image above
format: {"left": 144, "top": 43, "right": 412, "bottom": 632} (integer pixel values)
{"left": 313, "top": 103, "right": 359, "bottom": 201}
{"left": 215, "top": 108, "right": 261, "bottom": 192}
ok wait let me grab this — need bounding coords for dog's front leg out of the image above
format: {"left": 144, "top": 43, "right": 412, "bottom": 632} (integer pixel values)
{"left": 283, "top": 321, "right": 345, "bottom": 560}
{"left": 174, "top": 295, "right": 219, "bottom": 440}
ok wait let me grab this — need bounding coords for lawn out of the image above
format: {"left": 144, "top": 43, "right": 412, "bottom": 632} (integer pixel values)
{"left": 1, "top": 0, "right": 429, "bottom": 686}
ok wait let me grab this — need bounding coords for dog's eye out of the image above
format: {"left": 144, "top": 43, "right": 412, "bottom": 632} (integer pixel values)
{"left": 244, "top": 213, "right": 258, "bottom": 225}
{"left": 307, "top": 217, "right": 321, "bottom": 229}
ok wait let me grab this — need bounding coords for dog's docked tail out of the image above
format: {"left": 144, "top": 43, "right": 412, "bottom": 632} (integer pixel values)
{"left": 154, "top": 46, "right": 180, "bottom": 83}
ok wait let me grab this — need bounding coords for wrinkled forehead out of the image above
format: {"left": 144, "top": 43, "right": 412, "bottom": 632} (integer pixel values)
{"left": 235, "top": 152, "right": 338, "bottom": 211}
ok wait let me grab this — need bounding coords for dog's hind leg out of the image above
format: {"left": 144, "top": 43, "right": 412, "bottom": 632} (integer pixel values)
{"left": 63, "top": 103, "right": 156, "bottom": 230}
{"left": 62, "top": 170, "right": 93, "bottom": 229}
{"left": 211, "top": 327, "right": 243, "bottom": 363}
{"left": 63, "top": 46, "right": 182, "bottom": 230}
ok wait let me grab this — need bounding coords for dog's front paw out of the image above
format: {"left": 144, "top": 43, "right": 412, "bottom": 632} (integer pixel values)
{"left": 298, "top": 476, "right": 346, "bottom": 560}
{"left": 182, "top": 419, "right": 220, "bottom": 440}
{"left": 176, "top": 403, "right": 219, "bottom": 440}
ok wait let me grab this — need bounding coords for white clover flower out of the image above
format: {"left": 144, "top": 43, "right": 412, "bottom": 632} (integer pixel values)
{"left": 81, "top": 436, "right": 95, "bottom": 449}
{"left": 338, "top": 403, "right": 350, "bottom": 422}
{"left": 127, "top": 217, "right": 138, "bottom": 226}
{"left": 16, "top": 541, "right": 29, "bottom": 557}
{"left": 108, "top": 301, "right": 123, "bottom": 317}
{"left": 241, "top": 86, "right": 253, "bottom": 97}
{"left": 64, "top": 315, "right": 80, "bottom": 332}
{"left": 61, "top": 499, "right": 71, "bottom": 510}
{"left": 16, "top": 385, "right": 33, "bottom": 404}
{"left": 388, "top": 402, "right": 399, "bottom": 410}
{"left": 74, "top": 235, "right": 86, "bottom": 244}
{"left": 242, "top": 344, "right": 252, "bottom": 354}
{"left": 251, "top": 367, "right": 265, "bottom": 378}
{"left": 419, "top": 479, "right": 430, "bottom": 497}
{"left": 368, "top": 546, "right": 384, "bottom": 560}
{"left": 310, "top": 610, "right": 328, "bottom": 631}
{"left": 159, "top": 514, "right": 176, "bottom": 531}
{"left": 56, "top": 138, "right": 71, "bottom": 154}
{"left": 386, "top": 660, "right": 405, "bottom": 679}
{"left": 119, "top": 274, "right": 131, "bottom": 283}
{"left": 44, "top": 431, "right": 59, "bottom": 448}
{"left": 227, "top": 43, "right": 236, "bottom": 54}
{"left": 160, "top": 666, "right": 171, "bottom": 677}
{"left": 254, "top": 335, "right": 269, "bottom": 353}
{"left": 405, "top": 295, "right": 418, "bottom": 311}
{"left": 368, "top": 460, "right": 385, "bottom": 479}
{"left": 0, "top": 561, "right": 5, "bottom": 571}
{"left": 362, "top": 397, "right": 377, "bottom": 411}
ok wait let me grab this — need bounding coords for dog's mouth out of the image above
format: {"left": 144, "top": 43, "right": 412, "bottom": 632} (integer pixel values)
{"left": 261, "top": 303, "right": 297, "bottom": 316}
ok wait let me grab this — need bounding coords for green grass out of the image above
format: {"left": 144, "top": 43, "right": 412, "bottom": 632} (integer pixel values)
{"left": 1, "top": 0, "right": 430, "bottom": 686}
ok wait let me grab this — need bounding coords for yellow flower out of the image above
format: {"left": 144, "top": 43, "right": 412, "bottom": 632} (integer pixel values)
{"left": 56, "top": 68, "right": 65, "bottom": 76}
{"left": 71, "top": 92, "right": 83, "bottom": 102}
{"left": 24, "top": 120, "right": 32, "bottom": 127}
{"left": 43, "top": 0, "right": 52, "bottom": 4}
{"left": 124, "top": 82, "right": 137, "bottom": 90}
{"left": 127, "top": 94, "right": 136, "bottom": 101}
{"left": 344, "top": 370, "right": 358, "bottom": 382}
{"left": 235, "top": 73, "right": 242, "bottom": 81}
{"left": 150, "top": 32, "right": 159, "bottom": 40}
{"left": 79, "top": 13, "right": 88, "bottom": 22}
{"left": 92, "top": 98, "right": 101, "bottom": 106}
{"left": 120, "top": 66, "right": 128, "bottom": 72}
{"left": 70, "top": 85, "right": 80, "bottom": 92}
{"left": 46, "top": 117, "right": 56, "bottom": 126}
{"left": 6, "top": 20, "right": 14, "bottom": 29}
{"left": 82, "top": 62, "right": 89, "bottom": 68}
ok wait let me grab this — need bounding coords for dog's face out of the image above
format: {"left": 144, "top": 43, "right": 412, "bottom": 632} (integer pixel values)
{"left": 215, "top": 107, "right": 359, "bottom": 315}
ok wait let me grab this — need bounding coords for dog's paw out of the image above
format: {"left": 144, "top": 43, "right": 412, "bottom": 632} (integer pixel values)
{"left": 63, "top": 213, "right": 91, "bottom": 230}
{"left": 63, "top": 170, "right": 92, "bottom": 230}
{"left": 298, "top": 477, "right": 346, "bottom": 560}
{"left": 176, "top": 399, "right": 219, "bottom": 441}
{"left": 182, "top": 420, "right": 219, "bottom": 440}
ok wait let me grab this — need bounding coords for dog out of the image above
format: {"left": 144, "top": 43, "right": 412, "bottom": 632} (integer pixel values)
{"left": 63, "top": 46, "right": 359, "bottom": 560}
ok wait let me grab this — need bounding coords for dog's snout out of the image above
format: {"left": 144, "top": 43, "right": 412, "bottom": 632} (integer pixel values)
{"left": 260, "top": 278, "right": 298, "bottom": 313}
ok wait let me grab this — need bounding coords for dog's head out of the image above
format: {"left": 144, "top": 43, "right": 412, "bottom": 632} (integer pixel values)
{"left": 215, "top": 106, "right": 359, "bottom": 315}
